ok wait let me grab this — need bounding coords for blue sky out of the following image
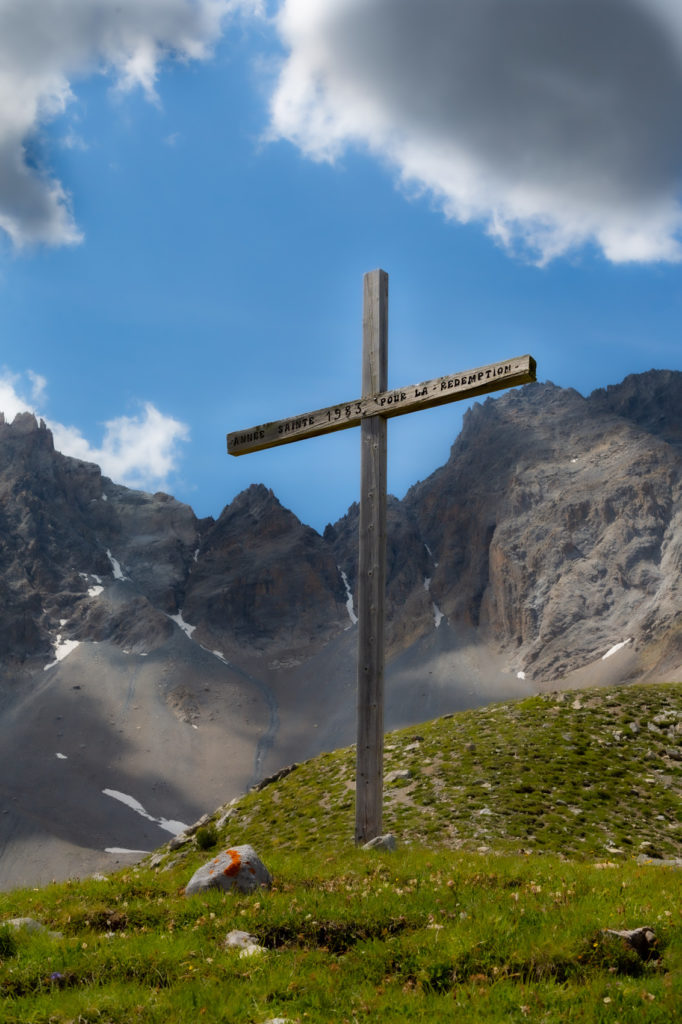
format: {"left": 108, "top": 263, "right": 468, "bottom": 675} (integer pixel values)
{"left": 2, "top": 0, "right": 682, "bottom": 533}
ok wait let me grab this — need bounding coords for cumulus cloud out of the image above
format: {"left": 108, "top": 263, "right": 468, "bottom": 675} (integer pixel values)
{"left": 0, "top": 0, "right": 260, "bottom": 248}
{"left": 0, "top": 367, "right": 45, "bottom": 418}
{"left": 269, "top": 0, "right": 682, "bottom": 263}
{"left": 50, "top": 404, "right": 190, "bottom": 492}
{"left": 0, "top": 370, "right": 189, "bottom": 492}
{"left": 7, "top": 0, "right": 682, "bottom": 264}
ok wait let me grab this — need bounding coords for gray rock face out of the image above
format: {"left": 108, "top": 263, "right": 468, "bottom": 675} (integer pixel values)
{"left": 0, "top": 413, "right": 201, "bottom": 661}
{"left": 398, "top": 376, "right": 682, "bottom": 681}
{"left": 182, "top": 484, "right": 349, "bottom": 657}
{"left": 3, "top": 373, "right": 682, "bottom": 683}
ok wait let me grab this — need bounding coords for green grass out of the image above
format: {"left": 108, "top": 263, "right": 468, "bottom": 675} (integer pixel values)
{"left": 208, "top": 682, "right": 682, "bottom": 862}
{"left": 1, "top": 682, "right": 680, "bottom": 1022}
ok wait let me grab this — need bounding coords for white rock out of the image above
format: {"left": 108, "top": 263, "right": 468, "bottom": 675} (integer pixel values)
{"left": 185, "top": 845, "right": 272, "bottom": 896}
{"left": 225, "top": 930, "right": 258, "bottom": 948}
{"left": 225, "top": 929, "right": 266, "bottom": 957}
{"left": 4, "top": 917, "right": 47, "bottom": 933}
{"left": 362, "top": 834, "right": 397, "bottom": 852}
{"left": 3, "top": 917, "right": 62, "bottom": 939}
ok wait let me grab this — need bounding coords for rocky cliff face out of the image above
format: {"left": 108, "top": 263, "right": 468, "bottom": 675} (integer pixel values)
{"left": 1, "top": 371, "right": 682, "bottom": 686}
{"left": 0, "top": 412, "right": 202, "bottom": 662}
{"left": 400, "top": 376, "right": 682, "bottom": 681}
{"left": 183, "top": 484, "right": 349, "bottom": 658}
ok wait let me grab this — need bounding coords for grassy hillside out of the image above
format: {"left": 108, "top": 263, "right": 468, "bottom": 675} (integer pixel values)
{"left": 210, "top": 683, "right": 682, "bottom": 863}
{"left": 1, "top": 683, "right": 680, "bottom": 1023}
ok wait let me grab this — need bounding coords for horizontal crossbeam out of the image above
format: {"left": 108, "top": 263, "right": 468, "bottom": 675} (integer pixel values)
{"left": 227, "top": 354, "right": 536, "bottom": 456}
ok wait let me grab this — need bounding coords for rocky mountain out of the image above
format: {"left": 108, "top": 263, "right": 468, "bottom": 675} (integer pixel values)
{"left": 1, "top": 370, "right": 681, "bottom": 889}
{"left": 403, "top": 373, "right": 682, "bottom": 684}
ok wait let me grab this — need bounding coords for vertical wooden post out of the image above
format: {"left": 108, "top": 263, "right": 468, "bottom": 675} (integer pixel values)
{"left": 227, "top": 270, "right": 535, "bottom": 844}
{"left": 355, "top": 269, "right": 388, "bottom": 844}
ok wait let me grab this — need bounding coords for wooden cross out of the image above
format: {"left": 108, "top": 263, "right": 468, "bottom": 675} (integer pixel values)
{"left": 227, "top": 269, "right": 536, "bottom": 844}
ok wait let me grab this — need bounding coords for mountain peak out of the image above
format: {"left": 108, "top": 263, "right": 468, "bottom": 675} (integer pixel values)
{"left": 0, "top": 410, "right": 53, "bottom": 448}
{"left": 589, "top": 368, "right": 682, "bottom": 445}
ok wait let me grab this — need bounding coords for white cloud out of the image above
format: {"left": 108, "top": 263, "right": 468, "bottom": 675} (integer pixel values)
{"left": 27, "top": 370, "right": 47, "bottom": 404}
{"left": 6, "top": 0, "right": 682, "bottom": 265}
{"left": 0, "top": 369, "right": 37, "bottom": 420}
{"left": 0, "top": 0, "right": 262, "bottom": 248}
{"left": 51, "top": 403, "right": 190, "bottom": 492}
{"left": 269, "top": 0, "right": 682, "bottom": 263}
{"left": 0, "top": 369, "right": 189, "bottom": 492}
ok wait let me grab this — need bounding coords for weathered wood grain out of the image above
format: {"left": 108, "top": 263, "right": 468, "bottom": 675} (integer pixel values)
{"left": 356, "top": 269, "right": 388, "bottom": 844}
{"left": 227, "top": 355, "right": 536, "bottom": 456}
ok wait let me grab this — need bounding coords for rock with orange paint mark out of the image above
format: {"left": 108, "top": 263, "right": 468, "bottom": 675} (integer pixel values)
{"left": 184, "top": 844, "right": 272, "bottom": 896}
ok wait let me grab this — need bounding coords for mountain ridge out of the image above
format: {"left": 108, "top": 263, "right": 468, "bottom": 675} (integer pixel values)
{"left": 1, "top": 368, "right": 682, "bottom": 888}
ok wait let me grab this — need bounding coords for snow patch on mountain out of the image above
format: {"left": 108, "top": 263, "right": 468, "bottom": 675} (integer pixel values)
{"left": 339, "top": 568, "right": 357, "bottom": 627}
{"left": 168, "top": 611, "right": 197, "bottom": 639}
{"left": 602, "top": 639, "right": 633, "bottom": 660}
{"left": 102, "top": 789, "right": 188, "bottom": 836}
{"left": 106, "top": 550, "right": 128, "bottom": 581}
{"left": 44, "top": 636, "right": 80, "bottom": 671}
